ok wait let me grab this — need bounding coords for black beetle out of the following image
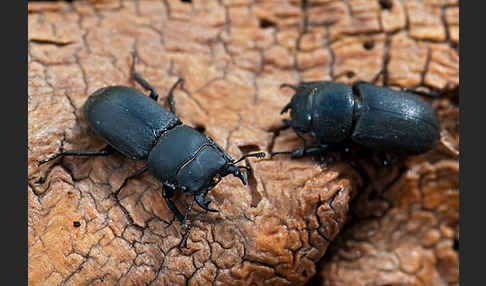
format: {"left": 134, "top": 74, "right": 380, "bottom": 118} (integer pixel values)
{"left": 39, "top": 52, "right": 265, "bottom": 247}
{"left": 271, "top": 80, "right": 440, "bottom": 162}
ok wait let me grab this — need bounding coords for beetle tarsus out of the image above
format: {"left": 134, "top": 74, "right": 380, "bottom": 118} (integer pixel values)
{"left": 180, "top": 223, "right": 191, "bottom": 249}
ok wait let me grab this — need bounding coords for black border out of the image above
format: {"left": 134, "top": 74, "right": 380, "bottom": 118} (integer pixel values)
{"left": 23, "top": 0, "right": 467, "bottom": 285}
{"left": 459, "top": 0, "right": 483, "bottom": 284}
{"left": 14, "top": 0, "right": 28, "bottom": 284}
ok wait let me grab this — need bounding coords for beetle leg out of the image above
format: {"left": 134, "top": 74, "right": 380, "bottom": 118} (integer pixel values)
{"left": 162, "top": 185, "right": 184, "bottom": 222}
{"left": 182, "top": 199, "right": 196, "bottom": 228}
{"left": 130, "top": 51, "right": 160, "bottom": 101}
{"left": 179, "top": 199, "right": 196, "bottom": 248}
{"left": 114, "top": 166, "right": 148, "bottom": 196}
{"left": 38, "top": 145, "right": 114, "bottom": 165}
{"left": 167, "top": 78, "right": 185, "bottom": 114}
{"left": 180, "top": 222, "right": 192, "bottom": 249}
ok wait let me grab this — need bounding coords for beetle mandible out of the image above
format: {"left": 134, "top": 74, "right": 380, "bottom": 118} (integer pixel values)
{"left": 39, "top": 52, "right": 265, "bottom": 247}
{"left": 271, "top": 80, "right": 441, "bottom": 162}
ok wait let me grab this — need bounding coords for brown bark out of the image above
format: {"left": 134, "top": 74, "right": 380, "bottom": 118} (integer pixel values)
{"left": 28, "top": 0, "right": 458, "bottom": 285}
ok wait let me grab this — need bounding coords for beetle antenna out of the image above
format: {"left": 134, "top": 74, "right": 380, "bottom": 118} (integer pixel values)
{"left": 269, "top": 151, "right": 292, "bottom": 158}
{"left": 234, "top": 152, "right": 265, "bottom": 164}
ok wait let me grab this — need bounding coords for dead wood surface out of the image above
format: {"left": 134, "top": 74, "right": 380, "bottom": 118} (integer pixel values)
{"left": 28, "top": 0, "right": 459, "bottom": 285}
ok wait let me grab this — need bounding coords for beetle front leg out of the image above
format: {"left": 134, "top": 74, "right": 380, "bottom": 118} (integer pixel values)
{"left": 131, "top": 51, "right": 160, "bottom": 101}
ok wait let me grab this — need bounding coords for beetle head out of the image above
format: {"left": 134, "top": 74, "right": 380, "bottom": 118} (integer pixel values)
{"left": 281, "top": 86, "right": 316, "bottom": 134}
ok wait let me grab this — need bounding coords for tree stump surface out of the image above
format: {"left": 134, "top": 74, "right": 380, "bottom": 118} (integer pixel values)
{"left": 28, "top": 0, "right": 459, "bottom": 285}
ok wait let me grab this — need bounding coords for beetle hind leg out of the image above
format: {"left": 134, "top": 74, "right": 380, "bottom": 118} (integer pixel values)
{"left": 38, "top": 145, "right": 114, "bottom": 165}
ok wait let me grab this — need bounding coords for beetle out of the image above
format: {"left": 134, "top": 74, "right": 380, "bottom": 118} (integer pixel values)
{"left": 271, "top": 80, "right": 440, "bottom": 163}
{"left": 39, "top": 52, "right": 265, "bottom": 247}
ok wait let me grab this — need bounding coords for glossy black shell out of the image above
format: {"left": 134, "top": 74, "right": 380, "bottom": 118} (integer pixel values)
{"left": 83, "top": 86, "right": 181, "bottom": 159}
{"left": 351, "top": 82, "right": 440, "bottom": 154}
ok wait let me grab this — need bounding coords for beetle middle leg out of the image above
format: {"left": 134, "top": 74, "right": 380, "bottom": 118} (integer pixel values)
{"left": 180, "top": 191, "right": 218, "bottom": 248}
{"left": 38, "top": 145, "right": 115, "bottom": 165}
{"left": 179, "top": 199, "right": 196, "bottom": 248}
{"left": 130, "top": 51, "right": 160, "bottom": 101}
{"left": 114, "top": 166, "right": 148, "bottom": 196}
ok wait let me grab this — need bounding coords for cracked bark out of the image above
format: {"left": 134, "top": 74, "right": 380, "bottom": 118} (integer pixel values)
{"left": 28, "top": 0, "right": 458, "bottom": 285}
